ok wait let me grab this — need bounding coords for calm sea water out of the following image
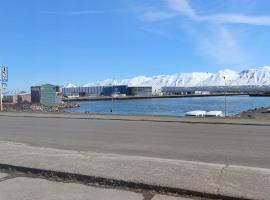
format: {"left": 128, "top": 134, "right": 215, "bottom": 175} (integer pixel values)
{"left": 64, "top": 95, "right": 270, "bottom": 116}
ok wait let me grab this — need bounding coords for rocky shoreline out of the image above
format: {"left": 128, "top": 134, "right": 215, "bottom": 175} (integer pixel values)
{"left": 233, "top": 107, "right": 270, "bottom": 120}
{"left": 3, "top": 102, "right": 270, "bottom": 120}
{"left": 3, "top": 102, "right": 80, "bottom": 113}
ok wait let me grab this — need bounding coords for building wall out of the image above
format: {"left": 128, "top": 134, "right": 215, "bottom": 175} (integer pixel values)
{"left": 31, "top": 84, "right": 58, "bottom": 105}
{"left": 3, "top": 93, "right": 31, "bottom": 104}
{"left": 62, "top": 85, "right": 128, "bottom": 97}
{"left": 127, "top": 87, "right": 152, "bottom": 96}
{"left": 102, "top": 85, "right": 128, "bottom": 96}
{"left": 18, "top": 94, "right": 31, "bottom": 103}
{"left": 3, "top": 95, "right": 18, "bottom": 104}
{"left": 62, "top": 86, "right": 104, "bottom": 97}
{"left": 31, "top": 86, "right": 41, "bottom": 103}
{"left": 40, "top": 84, "right": 58, "bottom": 105}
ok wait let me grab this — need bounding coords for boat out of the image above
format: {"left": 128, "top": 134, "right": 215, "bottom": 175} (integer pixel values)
{"left": 206, "top": 111, "right": 224, "bottom": 117}
{"left": 185, "top": 110, "right": 207, "bottom": 117}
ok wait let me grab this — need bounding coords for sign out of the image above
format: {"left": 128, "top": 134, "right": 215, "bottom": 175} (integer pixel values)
{"left": 1, "top": 66, "right": 8, "bottom": 82}
{"left": 1, "top": 83, "right": 7, "bottom": 89}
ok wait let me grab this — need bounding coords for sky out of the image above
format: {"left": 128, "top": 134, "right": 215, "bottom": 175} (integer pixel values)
{"left": 1, "top": 0, "right": 270, "bottom": 91}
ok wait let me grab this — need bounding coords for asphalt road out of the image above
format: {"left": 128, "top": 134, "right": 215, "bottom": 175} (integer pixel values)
{"left": 0, "top": 115, "right": 270, "bottom": 168}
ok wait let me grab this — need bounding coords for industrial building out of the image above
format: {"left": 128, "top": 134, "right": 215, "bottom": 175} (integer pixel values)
{"left": 62, "top": 86, "right": 104, "bottom": 97}
{"left": 102, "top": 85, "right": 128, "bottom": 96}
{"left": 62, "top": 85, "right": 153, "bottom": 97}
{"left": 162, "top": 85, "right": 270, "bottom": 95}
{"left": 31, "top": 84, "right": 60, "bottom": 105}
{"left": 62, "top": 85, "right": 128, "bottom": 97}
{"left": 127, "top": 87, "right": 152, "bottom": 96}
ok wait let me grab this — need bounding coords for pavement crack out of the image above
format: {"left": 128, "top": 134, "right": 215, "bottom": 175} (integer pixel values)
{"left": 0, "top": 175, "right": 18, "bottom": 183}
{"left": 217, "top": 163, "right": 229, "bottom": 195}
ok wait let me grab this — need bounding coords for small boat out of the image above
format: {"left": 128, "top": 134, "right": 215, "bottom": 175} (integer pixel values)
{"left": 185, "top": 110, "right": 207, "bottom": 117}
{"left": 206, "top": 111, "right": 224, "bottom": 117}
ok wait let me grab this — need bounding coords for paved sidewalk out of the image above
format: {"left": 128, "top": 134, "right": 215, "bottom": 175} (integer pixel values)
{"left": 0, "top": 172, "right": 7, "bottom": 179}
{"left": 0, "top": 173, "right": 195, "bottom": 200}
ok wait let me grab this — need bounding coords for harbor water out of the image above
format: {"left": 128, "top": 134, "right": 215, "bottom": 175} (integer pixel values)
{"left": 64, "top": 95, "right": 270, "bottom": 116}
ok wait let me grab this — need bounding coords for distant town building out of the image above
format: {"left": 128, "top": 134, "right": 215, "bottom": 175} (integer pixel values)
{"left": 3, "top": 93, "right": 31, "bottom": 104}
{"left": 18, "top": 93, "right": 31, "bottom": 103}
{"left": 31, "top": 84, "right": 60, "bottom": 105}
{"left": 127, "top": 87, "right": 152, "bottom": 96}
{"left": 162, "top": 85, "right": 270, "bottom": 95}
{"left": 3, "top": 94, "right": 18, "bottom": 104}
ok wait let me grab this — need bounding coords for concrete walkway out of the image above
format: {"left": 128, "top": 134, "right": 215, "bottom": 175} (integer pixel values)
{"left": 0, "top": 142, "right": 269, "bottom": 200}
{"left": 0, "top": 173, "right": 194, "bottom": 200}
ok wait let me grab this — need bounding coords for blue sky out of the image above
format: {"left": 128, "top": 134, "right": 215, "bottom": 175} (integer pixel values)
{"left": 1, "top": 0, "right": 270, "bottom": 91}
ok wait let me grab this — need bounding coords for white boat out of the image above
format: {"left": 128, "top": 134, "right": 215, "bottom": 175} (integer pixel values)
{"left": 206, "top": 111, "right": 224, "bottom": 117}
{"left": 185, "top": 110, "right": 207, "bottom": 117}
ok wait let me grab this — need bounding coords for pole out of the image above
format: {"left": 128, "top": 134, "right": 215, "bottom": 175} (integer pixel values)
{"left": 111, "top": 81, "right": 114, "bottom": 113}
{"left": 0, "top": 83, "right": 3, "bottom": 112}
{"left": 225, "top": 89, "right": 227, "bottom": 118}
{"left": 223, "top": 76, "right": 227, "bottom": 118}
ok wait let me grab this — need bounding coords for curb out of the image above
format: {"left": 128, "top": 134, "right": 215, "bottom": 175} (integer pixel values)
{"left": 0, "top": 142, "right": 269, "bottom": 200}
{"left": 0, "top": 164, "right": 249, "bottom": 200}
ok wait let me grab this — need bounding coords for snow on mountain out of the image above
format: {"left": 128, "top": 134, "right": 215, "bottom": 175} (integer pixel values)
{"left": 63, "top": 66, "right": 270, "bottom": 89}
{"left": 63, "top": 83, "right": 77, "bottom": 88}
{"left": 233, "top": 66, "right": 270, "bottom": 85}
{"left": 201, "top": 69, "right": 239, "bottom": 86}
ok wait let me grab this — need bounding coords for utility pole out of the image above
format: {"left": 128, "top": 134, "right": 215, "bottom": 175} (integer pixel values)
{"left": 223, "top": 76, "right": 227, "bottom": 117}
{"left": 0, "top": 83, "right": 2, "bottom": 112}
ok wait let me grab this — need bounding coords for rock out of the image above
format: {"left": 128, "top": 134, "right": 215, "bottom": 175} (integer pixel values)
{"left": 3, "top": 102, "right": 80, "bottom": 113}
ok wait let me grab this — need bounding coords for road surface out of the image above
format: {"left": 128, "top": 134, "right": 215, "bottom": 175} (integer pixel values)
{"left": 0, "top": 115, "right": 269, "bottom": 168}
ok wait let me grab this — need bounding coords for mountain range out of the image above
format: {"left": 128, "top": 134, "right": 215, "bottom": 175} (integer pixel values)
{"left": 64, "top": 66, "right": 270, "bottom": 90}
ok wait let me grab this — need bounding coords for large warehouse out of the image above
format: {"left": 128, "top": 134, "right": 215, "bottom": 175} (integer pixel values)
{"left": 62, "top": 85, "right": 153, "bottom": 97}
{"left": 62, "top": 86, "right": 104, "bottom": 97}
{"left": 62, "top": 85, "right": 128, "bottom": 97}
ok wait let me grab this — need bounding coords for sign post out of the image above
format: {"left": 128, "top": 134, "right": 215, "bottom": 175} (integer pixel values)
{"left": 0, "top": 66, "right": 8, "bottom": 112}
{"left": 0, "top": 83, "right": 2, "bottom": 112}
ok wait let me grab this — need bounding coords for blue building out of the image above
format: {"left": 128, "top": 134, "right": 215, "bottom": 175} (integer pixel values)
{"left": 62, "top": 86, "right": 104, "bottom": 97}
{"left": 62, "top": 85, "right": 128, "bottom": 97}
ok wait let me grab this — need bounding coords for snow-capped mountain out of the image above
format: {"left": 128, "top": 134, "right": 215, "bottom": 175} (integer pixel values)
{"left": 62, "top": 83, "right": 77, "bottom": 88}
{"left": 64, "top": 66, "right": 270, "bottom": 90}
